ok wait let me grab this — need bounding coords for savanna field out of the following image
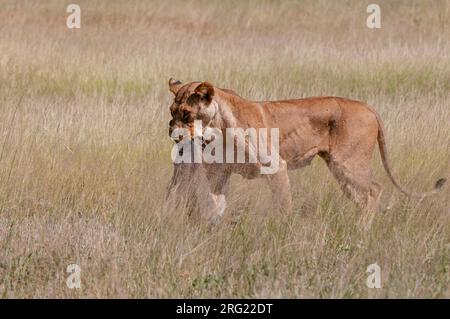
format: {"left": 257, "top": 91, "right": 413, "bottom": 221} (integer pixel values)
{"left": 0, "top": 0, "right": 449, "bottom": 298}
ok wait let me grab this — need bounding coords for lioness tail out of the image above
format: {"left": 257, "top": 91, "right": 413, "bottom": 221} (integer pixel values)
{"left": 373, "top": 110, "right": 446, "bottom": 198}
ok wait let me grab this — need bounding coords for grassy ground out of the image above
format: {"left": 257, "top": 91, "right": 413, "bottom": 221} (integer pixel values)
{"left": 0, "top": 0, "right": 449, "bottom": 298}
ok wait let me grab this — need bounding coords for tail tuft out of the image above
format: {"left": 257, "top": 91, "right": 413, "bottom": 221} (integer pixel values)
{"left": 435, "top": 178, "right": 446, "bottom": 189}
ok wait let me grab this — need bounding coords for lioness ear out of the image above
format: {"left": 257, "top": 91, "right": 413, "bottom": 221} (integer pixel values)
{"left": 195, "top": 82, "right": 214, "bottom": 104}
{"left": 169, "top": 78, "right": 183, "bottom": 95}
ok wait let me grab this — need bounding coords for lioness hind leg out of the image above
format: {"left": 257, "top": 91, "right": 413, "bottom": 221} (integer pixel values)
{"left": 325, "top": 158, "right": 382, "bottom": 231}
{"left": 359, "top": 181, "right": 383, "bottom": 231}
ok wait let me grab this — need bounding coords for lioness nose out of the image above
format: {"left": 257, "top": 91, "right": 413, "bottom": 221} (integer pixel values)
{"left": 172, "top": 135, "right": 184, "bottom": 143}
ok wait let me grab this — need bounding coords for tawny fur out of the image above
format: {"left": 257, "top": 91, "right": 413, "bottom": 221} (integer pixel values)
{"left": 166, "top": 79, "right": 446, "bottom": 230}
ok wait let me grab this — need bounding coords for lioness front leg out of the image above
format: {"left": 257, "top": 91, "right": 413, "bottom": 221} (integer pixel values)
{"left": 197, "top": 166, "right": 231, "bottom": 224}
{"left": 265, "top": 159, "right": 293, "bottom": 214}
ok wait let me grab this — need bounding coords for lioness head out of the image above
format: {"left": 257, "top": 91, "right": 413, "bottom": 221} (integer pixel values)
{"left": 168, "top": 78, "right": 217, "bottom": 142}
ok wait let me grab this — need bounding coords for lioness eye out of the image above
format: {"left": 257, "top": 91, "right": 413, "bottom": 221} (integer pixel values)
{"left": 182, "top": 111, "right": 190, "bottom": 121}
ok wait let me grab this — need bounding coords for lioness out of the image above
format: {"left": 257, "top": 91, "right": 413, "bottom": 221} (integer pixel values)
{"left": 166, "top": 78, "right": 446, "bottom": 229}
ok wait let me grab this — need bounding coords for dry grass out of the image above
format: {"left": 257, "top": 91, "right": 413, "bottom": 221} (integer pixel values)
{"left": 0, "top": 0, "right": 449, "bottom": 298}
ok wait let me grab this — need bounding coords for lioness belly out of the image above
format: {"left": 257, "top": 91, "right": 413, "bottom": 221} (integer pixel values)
{"left": 280, "top": 126, "right": 329, "bottom": 170}
{"left": 265, "top": 98, "right": 341, "bottom": 168}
